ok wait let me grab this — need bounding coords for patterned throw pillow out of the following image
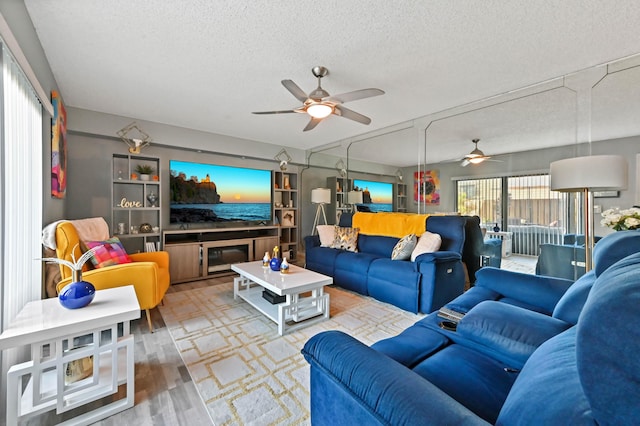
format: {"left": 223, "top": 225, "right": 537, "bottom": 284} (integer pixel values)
{"left": 330, "top": 226, "right": 360, "bottom": 252}
{"left": 410, "top": 231, "right": 442, "bottom": 261}
{"left": 391, "top": 233, "right": 417, "bottom": 260}
{"left": 83, "top": 237, "right": 132, "bottom": 268}
{"left": 317, "top": 225, "right": 335, "bottom": 247}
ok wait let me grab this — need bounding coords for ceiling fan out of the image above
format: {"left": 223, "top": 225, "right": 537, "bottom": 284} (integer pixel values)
{"left": 252, "top": 66, "right": 384, "bottom": 132}
{"left": 460, "top": 139, "right": 498, "bottom": 167}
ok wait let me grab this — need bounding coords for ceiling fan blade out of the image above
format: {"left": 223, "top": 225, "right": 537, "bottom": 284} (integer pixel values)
{"left": 281, "top": 80, "right": 309, "bottom": 103}
{"left": 252, "top": 109, "right": 298, "bottom": 115}
{"left": 303, "top": 117, "right": 323, "bottom": 132}
{"left": 334, "top": 105, "right": 371, "bottom": 125}
{"left": 325, "top": 88, "right": 385, "bottom": 104}
{"left": 460, "top": 159, "right": 470, "bottom": 167}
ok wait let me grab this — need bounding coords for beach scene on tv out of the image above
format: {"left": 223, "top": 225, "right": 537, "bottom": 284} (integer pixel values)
{"left": 353, "top": 179, "right": 393, "bottom": 212}
{"left": 169, "top": 160, "right": 272, "bottom": 223}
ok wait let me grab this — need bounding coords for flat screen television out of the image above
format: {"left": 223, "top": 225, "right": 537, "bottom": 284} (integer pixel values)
{"left": 353, "top": 179, "right": 393, "bottom": 212}
{"left": 169, "top": 160, "right": 272, "bottom": 224}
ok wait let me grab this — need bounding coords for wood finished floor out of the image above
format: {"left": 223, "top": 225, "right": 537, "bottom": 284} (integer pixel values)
{"left": 25, "top": 276, "right": 234, "bottom": 426}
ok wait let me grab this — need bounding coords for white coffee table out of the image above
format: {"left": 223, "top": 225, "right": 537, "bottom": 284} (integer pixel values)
{"left": 231, "top": 261, "right": 332, "bottom": 335}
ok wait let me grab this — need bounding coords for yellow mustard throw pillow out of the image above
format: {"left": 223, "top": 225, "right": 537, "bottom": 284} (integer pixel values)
{"left": 352, "top": 212, "right": 429, "bottom": 238}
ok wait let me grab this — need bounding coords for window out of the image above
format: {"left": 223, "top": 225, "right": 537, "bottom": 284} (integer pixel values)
{"left": 456, "top": 174, "right": 568, "bottom": 256}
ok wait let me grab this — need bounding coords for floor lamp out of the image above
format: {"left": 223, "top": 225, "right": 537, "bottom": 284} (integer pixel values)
{"left": 348, "top": 190, "right": 364, "bottom": 213}
{"left": 311, "top": 188, "right": 331, "bottom": 235}
{"left": 550, "top": 155, "right": 628, "bottom": 271}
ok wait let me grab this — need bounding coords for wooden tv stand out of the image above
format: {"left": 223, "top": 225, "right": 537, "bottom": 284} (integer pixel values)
{"left": 163, "top": 226, "right": 280, "bottom": 283}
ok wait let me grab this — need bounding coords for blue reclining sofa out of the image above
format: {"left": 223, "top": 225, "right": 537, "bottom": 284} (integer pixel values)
{"left": 302, "top": 230, "right": 640, "bottom": 425}
{"left": 304, "top": 213, "right": 471, "bottom": 314}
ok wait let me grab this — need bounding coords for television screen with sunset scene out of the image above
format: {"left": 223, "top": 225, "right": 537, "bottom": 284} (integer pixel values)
{"left": 169, "top": 160, "right": 272, "bottom": 224}
{"left": 353, "top": 179, "right": 393, "bottom": 212}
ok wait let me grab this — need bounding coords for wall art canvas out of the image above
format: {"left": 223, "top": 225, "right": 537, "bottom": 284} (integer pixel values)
{"left": 414, "top": 170, "right": 440, "bottom": 205}
{"left": 51, "top": 90, "right": 67, "bottom": 198}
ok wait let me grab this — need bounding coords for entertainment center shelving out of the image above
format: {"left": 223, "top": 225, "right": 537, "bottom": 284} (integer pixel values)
{"left": 162, "top": 169, "right": 299, "bottom": 283}
{"left": 111, "top": 154, "right": 161, "bottom": 253}
{"left": 395, "top": 182, "right": 408, "bottom": 212}
{"left": 325, "top": 176, "right": 407, "bottom": 223}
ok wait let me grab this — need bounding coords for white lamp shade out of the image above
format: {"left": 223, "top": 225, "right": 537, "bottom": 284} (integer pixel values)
{"left": 550, "top": 155, "right": 628, "bottom": 192}
{"left": 311, "top": 188, "right": 331, "bottom": 204}
{"left": 348, "top": 190, "right": 364, "bottom": 204}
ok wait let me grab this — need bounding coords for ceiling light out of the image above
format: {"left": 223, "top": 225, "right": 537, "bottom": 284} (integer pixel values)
{"left": 307, "top": 103, "right": 333, "bottom": 119}
{"left": 468, "top": 157, "right": 486, "bottom": 164}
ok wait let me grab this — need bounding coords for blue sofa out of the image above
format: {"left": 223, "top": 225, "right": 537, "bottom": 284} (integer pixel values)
{"left": 304, "top": 214, "right": 468, "bottom": 314}
{"left": 302, "top": 230, "right": 640, "bottom": 425}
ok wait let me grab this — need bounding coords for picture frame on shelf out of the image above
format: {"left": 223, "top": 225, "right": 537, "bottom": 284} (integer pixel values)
{"left": 282, "top": 210, "right": 295, "bottom": 226}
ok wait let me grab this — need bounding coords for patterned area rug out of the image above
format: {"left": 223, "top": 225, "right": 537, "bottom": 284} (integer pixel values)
{"left": 158, "top": 282, "right": 423, "bottom": 425}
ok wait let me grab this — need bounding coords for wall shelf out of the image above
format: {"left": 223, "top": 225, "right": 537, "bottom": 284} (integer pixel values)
{"left": 111, "top": 154, "right": 162, "bottom": 253}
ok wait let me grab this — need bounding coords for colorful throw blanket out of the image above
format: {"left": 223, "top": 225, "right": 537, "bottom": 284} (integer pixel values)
{"left": 352, "top": 212, "right": 430, "bottom": 238}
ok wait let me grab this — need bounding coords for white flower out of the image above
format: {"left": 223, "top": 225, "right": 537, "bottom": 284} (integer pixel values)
{"left": 625, "top": 217, "right": 640, "bottom": 228}
{"left": 601, "top": 207, "right": 640, "bottom": 231}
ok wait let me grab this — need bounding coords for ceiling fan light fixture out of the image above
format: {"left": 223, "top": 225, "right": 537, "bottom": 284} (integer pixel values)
{"left": 468, "top": 157, "right": 486, "bottom": 164}
{"left": 307, "top": 103, "right": 333, "bottom": 119}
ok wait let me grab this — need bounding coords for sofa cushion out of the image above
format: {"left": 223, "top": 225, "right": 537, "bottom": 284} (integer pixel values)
{"left": 577, "top": 251, "right": 640, "bottom": 423}
{"left": 331, "top": 226, "right": 359, "bottom": 252}
{"left": 497, "top": 328, "right": 591, "bottom": 424}
{"left": 368, "top": 259, "right": 421, "bottom": 312}
{"left": 316, "top": 225, "right": 335, "bottom": 247}
{"left": 357, "top": 234, "right": 399, "bottom": 257}
{"left": 413, "top": 344, "right": 518, "bottom": 423}
{"left": 411, "top": 231, "right": 442, "bottom": 261}
{"left": 334, "top": 251, "right": 380, "bottom": 294}
{"left": 391, "top": 233, "right": 417, "bottom": 260}
{"left": 83, "top": 237, "right": 132, "bottom": 268}
{"left": 457, "top": 301, "right": 572, "bottom": 368}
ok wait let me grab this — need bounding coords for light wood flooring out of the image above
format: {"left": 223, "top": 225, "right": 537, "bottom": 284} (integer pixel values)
{"left": 24, "top": 276, "right": 233, "bottom": 426}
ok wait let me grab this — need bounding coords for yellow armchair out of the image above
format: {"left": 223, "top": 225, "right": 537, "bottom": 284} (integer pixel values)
{"left": 54, "top": 221, "right": 170, "bottom": 331}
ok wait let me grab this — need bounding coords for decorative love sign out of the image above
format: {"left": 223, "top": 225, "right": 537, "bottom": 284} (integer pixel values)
{"left": 118, "top": 197, "right": 142, "bottom": 208}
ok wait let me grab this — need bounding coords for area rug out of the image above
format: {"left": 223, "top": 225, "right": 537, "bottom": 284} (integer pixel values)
{"left": 158, "top": 282, "right": 423, "bottom": 425}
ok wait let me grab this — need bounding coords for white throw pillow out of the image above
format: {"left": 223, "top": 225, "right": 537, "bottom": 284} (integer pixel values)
{"left": 411, "top": 231, "right": 442, "bottom": 261}
{"left": 391, "top": 234, "right": 417, "bottom": 260}
{"left": 317, "top": 225, "right": 335, "bottom": 247}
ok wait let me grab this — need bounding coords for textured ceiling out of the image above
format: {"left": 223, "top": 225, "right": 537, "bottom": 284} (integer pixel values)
{"left": 23, "top": 0, "right": 640, "bottom": 166}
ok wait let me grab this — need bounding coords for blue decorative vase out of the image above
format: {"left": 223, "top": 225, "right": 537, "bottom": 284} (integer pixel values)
{"left": 493, "top": 223, "right": 500, "bottom": 232}
{"left": 269, "top": 257, "right": 281, "bottom": 272}
{"left": 59, "top": 280, "right": 96, "bottom": 309}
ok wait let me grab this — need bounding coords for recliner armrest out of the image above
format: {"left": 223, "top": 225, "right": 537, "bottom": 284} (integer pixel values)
{"left": 302, "top": 330, "right": 490, "bottom": 426}
{"left": 414, "top": 251, "right": 462, "bottom": 263}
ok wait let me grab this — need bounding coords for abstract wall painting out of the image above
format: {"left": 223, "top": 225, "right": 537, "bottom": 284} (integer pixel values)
{"left": 414, "top": 170, "right": 440, "bottom": 205}
{"left": 51, "top": 90, "right": 67, "bottom": 198}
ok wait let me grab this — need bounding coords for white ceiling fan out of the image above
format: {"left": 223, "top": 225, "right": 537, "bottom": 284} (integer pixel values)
{"left": 252, "top": 66, "right": 384, "bottom": 132}
{"left": 460, "top": 139, "right": 501, "bottom": 167}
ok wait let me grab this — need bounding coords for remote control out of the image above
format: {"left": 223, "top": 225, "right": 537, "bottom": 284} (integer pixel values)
{"left": 437, "top": 307, "right": 465, "bottom": 323}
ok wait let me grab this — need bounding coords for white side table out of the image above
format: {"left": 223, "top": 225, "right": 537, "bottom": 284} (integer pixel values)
{"left": 0, "top": 286, "right": 140, "bottom": 425}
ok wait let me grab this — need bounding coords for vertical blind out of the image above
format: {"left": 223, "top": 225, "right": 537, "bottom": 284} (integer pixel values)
{"left": 0, "top": 41, "right": 43, "bottom": 408}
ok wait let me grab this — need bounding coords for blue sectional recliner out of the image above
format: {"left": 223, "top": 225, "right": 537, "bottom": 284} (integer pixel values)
{"left": 302, "top": 230, "right": 640, "bottom": 425}
{"left": 304, "top": 214, "right": 468, "bottom": 314}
